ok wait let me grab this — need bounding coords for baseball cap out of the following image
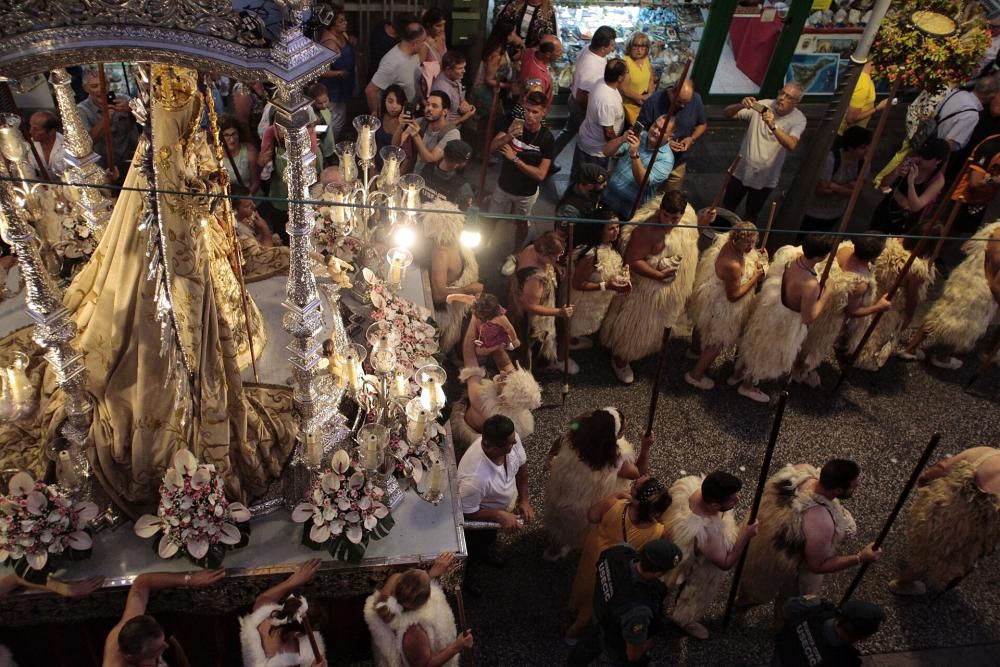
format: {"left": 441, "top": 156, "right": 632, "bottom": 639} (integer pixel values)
{"left": 839, "top": 600, "right": 885, "bottom": 635}
{"left": 576, "top": 163, "right": 608, "bottom": 186}
{"left": 642, "top": 539, "right": 682, "bottom": 572}
{"left": 444, "top": 139, "right": 473, "bottom": 163}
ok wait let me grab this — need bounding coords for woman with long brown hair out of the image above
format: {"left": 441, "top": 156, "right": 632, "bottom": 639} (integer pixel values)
{"left": 543, "top": 408, "right": 651, "bottom": 561}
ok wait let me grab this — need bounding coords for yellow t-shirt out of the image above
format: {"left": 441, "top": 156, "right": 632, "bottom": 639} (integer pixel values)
{"left": 838, "top": 71, "right": 876, "bottom": 135}
{"left": 623, "top": 56, "right": 653, "bottom": 125}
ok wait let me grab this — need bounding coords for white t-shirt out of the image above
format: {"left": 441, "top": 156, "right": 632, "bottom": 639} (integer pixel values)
{"left": 935, "top": 89, "right": 983, "bottom": 151}
{"left": 578, "top": 81, "right": 624, "bottom": 157}
{"left": 733, "top": 99, "right": 806, "bottom": 189}
{"left": 371, "top": 44, "right": 422, "bottom": 102}
{"left": 570, "top": 48, "right": 608, "bottom": 99}
{"left": 457, "top": 434, "right": 526, "bottom": 514}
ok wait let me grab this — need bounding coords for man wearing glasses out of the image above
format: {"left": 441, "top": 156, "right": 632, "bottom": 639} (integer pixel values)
{"left": 638, "top": 79, "right": 708, "bottom": 191}
{"left": 722, "top": 83, "right": 806, "bottom": 224}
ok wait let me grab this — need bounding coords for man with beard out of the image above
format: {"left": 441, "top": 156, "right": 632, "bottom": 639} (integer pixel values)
{"left": 738, "top": 459, "right": 881, "bottom": 624}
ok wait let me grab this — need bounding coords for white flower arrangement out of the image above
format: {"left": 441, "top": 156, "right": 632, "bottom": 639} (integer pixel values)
{"left": 291, "top": 449, "right": 394, "bottom": 562}
{"left": 0, "top": 471, "right": 97, "bottom": 582}
{"left": 134, "top": 449, "right": 251, "bottom": 568}
{"left": 367, "top": 269, "right": 440, "bottom": 376}
{"left": 312, "top": 190, "right": 359, "bottom": 261}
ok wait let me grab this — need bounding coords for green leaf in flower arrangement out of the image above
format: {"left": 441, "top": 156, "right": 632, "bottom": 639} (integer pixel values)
{"left": 13, "top": 558, "right": 48, "bottom": 585}
{"left": 371, "top": 514, "right": 395, "bottom": 540}
{"left": 197, "top": 544, "right": 225, "bottom": 570}
{"left": 302, "top": 527, "right": 325, "bottom": 551}
{"left": 236, "top": 522, "right": 251, "bottom": 549}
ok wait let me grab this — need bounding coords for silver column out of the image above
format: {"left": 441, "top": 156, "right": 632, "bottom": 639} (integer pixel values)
{"left": 48, "top": 69, "right": 112, "bottom": 241}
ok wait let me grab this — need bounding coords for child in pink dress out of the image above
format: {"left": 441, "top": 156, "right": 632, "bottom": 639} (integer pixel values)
{"left": 448, "top": 292, "right": 519, "bottom": 373}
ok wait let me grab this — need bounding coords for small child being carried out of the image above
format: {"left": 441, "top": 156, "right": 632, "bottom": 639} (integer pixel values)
{"left": 448, "top": 292, "right": 519, "bottom": 373}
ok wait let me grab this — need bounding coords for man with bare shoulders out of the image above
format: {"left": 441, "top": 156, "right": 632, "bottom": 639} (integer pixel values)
{"left": 421, "top": 201, "right": 484, "bottom": 356}
{"left": 663, "top": 471, "right": 759, "bottom": 639}
{"left": 891, "top": 446, "right": 1000, "bottom": 596}
{"left": 599, "top": 191, "right": 708, "bottom": 383}
{"left": 103, "top": 569, "right": 224, "bottom": 667}
{"left": 733, "top": 235, "right": 836, "bottom": 402}
{"left": 686, "top": 222, "right": 765, "bottom": 390}
{"left": 793, "top": 237, "right": 892, "bottom": 386}
{"left": 900, "top": 222, "right": 1000, "bottom": 369}
{"left": 738, "top": 460, "right": 880, "bottom": 625}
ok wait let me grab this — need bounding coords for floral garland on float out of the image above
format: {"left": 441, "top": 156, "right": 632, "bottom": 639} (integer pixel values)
{"left": 134, "top": 449, "right": 251, "bottom": 568}
{"left": 292, "top": 449, "right": 394, "bottom": 562}
{"left": 0, "top": 471, "right": 97, "bottom": 583}
{"left": 870, "top": 0, "right": 989, "bottom": 91}
{"left": 365, "top": 268, "right": 440, "bottom": 377}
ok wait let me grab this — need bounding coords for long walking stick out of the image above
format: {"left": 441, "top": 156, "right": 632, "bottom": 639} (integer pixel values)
{"left": 818, "top": 77, "right": 902, "bottom": 290}
{"left": 834, "top": 237, "right": 932, "bottom": 390}
{"left": 644, "top": 327, "right": 672, "bottom": 437}
{"left": 626, "top": 59, "right": 691, "bottom": 221}
{"left": 759, "top": 199, "right": 779, "bottom": 249}
{"left": 723, "top": 390, "right": 789, "bottom": 629}
{"left": 455, "top": 586, "right": 474, "bottom": 666}
{"left": 561, "top": 223, "right": 575, "bottom": 405}
{"left": 476, "top": 87, "right": 501, "bottom": 207}
{"left": 965, "top": 325, "right": 1000, "bottom": 390}
{"left": 711, "top": 156, "right": 742, "bottom": 211}
{"left": 839, "top": 432, "right": 941, "bottom": 606}
{"left": 302, "top": 616, "right": 323, "bottom": 662}
{"left": 167, "top": 636, "right": 192, "bottom": 667}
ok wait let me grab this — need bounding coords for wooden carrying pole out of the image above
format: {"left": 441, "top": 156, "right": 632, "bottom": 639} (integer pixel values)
{"left": 455, "top": 586, "right": 474, "bottom": 666}
{"left": 835, "top": 237, "right": 931, "bottom": 390}
{"left": 476, "top": 87, "right": 501, "bottom": 206}
{"left": 167, "top": 636, "right": 192, "bottom": 667}
{"left": 644, "top": 327, "right": 672, "bottom": 437}
{"left": 839, "top": 433, "right": 941, "bottom": 606}
{"left": 626, "top": 59, "right": 692, "bottom": 221}
{"left": 302, "top": 616, "right": 323, "bottom": 663}
{"left": 561, "top": 222, "right": 575, "bottom": 404}
{"left": 723, "top": 390, "right": 789, "bottom": 628}
{"left": 759, "top": 199, "right": 779, "bottom": 249}
{"left": 818, "top": 77, "right": 902, "bottom": 290}
{"left": 710, "top": 156, "right": 742, "bottom": 210}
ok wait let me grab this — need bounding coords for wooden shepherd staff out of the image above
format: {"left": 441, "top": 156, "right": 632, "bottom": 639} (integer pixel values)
{"left": 759, "top": 198, "right": 779, "bottom": 249}
{"left": 834, "top": 237, "right": 931, "bottom": 391}
{"left": 561, "top": 222, "right": 575, "bottom": 405}
{"left": 626, "top": 59, "right": 692, "bottom": 221}
{"left": 476, "top": 87, "right": 502, "bottom": 207}
{"left": 839, "top": 432, "right": 941, "bottom": 606}
{"left": 455, "top": 586, "right": 474, "bottom": 667}
{"left": 723, "top": 390, "right": 789, "bottom": 628}
{"left": 302, "top": 616, "right": 323, "bottom": 663}
{"left": 710, "top": 156, "right": 742, "bottom": 211}
{"left": 167, "top": 636, "right": 192, "bottom": 667}
{"left": 644, "top": 327, "right": 672, "bottom": 437}
{"left": 97, "top": 64, "right": 117, "bottom": 181}
{"left": 818, "top": 77, "right": 902, "bottom": 290}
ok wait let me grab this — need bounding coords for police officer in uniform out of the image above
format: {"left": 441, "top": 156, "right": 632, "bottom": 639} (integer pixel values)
{"left": 568, "top": 539, "right": 682, "bottom": 666}
{"left": 772, "top": 596, "right": 885, "bottom": 666}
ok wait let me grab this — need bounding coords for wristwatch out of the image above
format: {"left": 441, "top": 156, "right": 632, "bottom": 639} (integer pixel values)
{"left": 629, "top": 153, "right": 640, "bottom": 160}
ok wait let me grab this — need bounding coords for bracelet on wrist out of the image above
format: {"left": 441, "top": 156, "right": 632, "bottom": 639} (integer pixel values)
{"left": 630, "top": 153, "right": 640, "bottom": 160}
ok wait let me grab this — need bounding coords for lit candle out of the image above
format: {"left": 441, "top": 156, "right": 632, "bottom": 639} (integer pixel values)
{"left": 381, "top": 156, "right": 399, "bottom": 187}
{"left": 394, "top": 372, "right": 409, "bottom": 398}
{"left": 388, "top": 257, "right": 404, "bottom": 287}
{"left": 407, "top": 408, "right": 427, "bottom": 443}
{"left": 363, "top": 432, "right": 380, "bottom": 469}
{"left": 306, "top": 432, "right": 323, "bottom": 467}
{"left": 420, "top": 378, "right": 444, "bottom": 413}
{"left": 5, "top": 368, "right": 22, "bottom": 404}
{"left": 358, "top": 127, "right": 373, "bottom": 161}
{"left": 58, "top": 450, "right": 80, "bottom": 487}
{"left": 345, "top": 352, "right": 363, "bottom": 392}
{"left": 428, "top": 460, "right": 444, "bottom": 496}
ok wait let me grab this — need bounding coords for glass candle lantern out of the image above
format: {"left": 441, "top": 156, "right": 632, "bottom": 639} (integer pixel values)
{"left": 385, "top": 247, "right": 413, "bottom": 290}
{"left": 334, "top": 141, "right": 358, "bottom": 183}
{"left": 415, "top": 364, "right": 447, "bottom": 413}
{"left": 358, "top": 422, "right": 389, "bottom": 471}
{"left": 341, "top": 343, "right": 367, "bottom": 393}
{"left": 405, "top": 396, "right": 430, "bottom": 443}
{"left": 379, "top": 145, "right": 405, "bottom": 190}
{"left": 366, "top": 321, "right": 398, "bottom": 375}
{"left": 353, "top": 115, "right": 381, "bottom": 162}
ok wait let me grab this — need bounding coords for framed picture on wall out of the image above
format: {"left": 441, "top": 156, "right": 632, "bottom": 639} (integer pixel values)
{"left": 786, "top": 54, "right": 840, "bottom": 95}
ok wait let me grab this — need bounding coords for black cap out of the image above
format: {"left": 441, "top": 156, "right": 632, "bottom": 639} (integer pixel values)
{"left": 444, "top": 139, "right": 473, "bottom": 163}
{"left": 576, "top": 163, "right": 608, "bottom": 186}
{"left": 642, "top": 539, "right": 682, "bottom": 571}
{"left": 839, "top": 600, "right": 885, "bottom": 635}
